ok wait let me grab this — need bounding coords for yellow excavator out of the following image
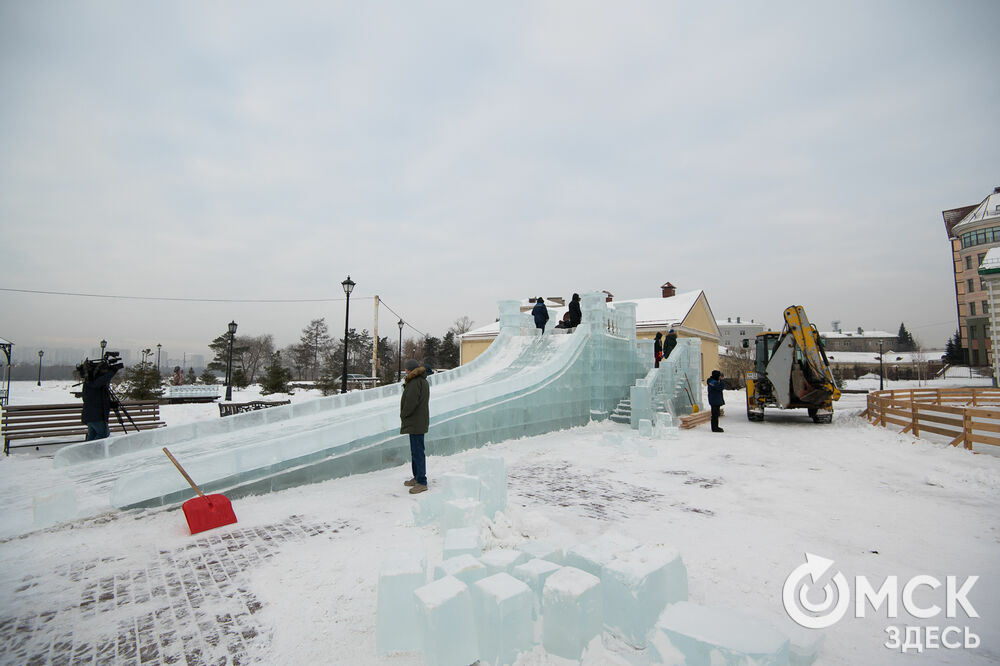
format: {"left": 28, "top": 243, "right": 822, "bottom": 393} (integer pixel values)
{"left": 746, "top": 305, "right": 840, "bottom": 423}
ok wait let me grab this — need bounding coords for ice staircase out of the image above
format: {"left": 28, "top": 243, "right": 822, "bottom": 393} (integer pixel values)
{"left": 609, "top": 398, "right": 632, "bottom": 425}
{"left": 52, "top": 293, "right": 654, "bottom": 512}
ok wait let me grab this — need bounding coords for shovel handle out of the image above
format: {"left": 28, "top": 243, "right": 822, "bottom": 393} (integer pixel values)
{"left": 163, "top": 447, "right": 205, "bottom": 498}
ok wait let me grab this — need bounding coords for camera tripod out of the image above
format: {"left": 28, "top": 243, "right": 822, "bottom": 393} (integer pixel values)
{"left": 108, "top": 387, "right": 139, "bottom": 433}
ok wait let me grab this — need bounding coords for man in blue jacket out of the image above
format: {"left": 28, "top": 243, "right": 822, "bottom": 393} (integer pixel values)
{"left": 707, "top": 370, "right": 726, "bottom": 433}
{"left": 531, "top": 297, "right": 549, "bottom": 332}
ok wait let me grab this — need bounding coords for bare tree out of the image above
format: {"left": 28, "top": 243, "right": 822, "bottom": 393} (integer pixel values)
{"left": 235, "top": 334, "right": 275, "bottom": 384}
{"left": 451, "top": 316, "right": 474, "bottom": 335}
{"left": 719, "top": 344, "right": 755, "bottom": 389}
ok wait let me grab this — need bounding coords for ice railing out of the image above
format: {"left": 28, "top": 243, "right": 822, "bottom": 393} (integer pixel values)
{"left": 628, "top": 338, "right": 703, "bottom": 428}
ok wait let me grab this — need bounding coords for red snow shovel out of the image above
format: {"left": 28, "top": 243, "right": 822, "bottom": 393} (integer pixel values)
{"left": 163, "top": 447, "right": 238, "bottom": 534}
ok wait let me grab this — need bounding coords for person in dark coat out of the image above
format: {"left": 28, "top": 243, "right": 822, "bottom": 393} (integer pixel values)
{"left": 531, "top": 297, "right": 549, "bottom": 333}
{"left": 568, "top": 293, "right": 582, "bottom": 329}
{"left": 707, "top": 369, "right": 726, "bottom": 433}
{"left": 663, "top": 329, "right": 678, "bottom": 360}
{"left": 654, "top": 332, "right": 663, "bottom": 368}
{"left": 400, "top": 358, "right": 430, "bottom": 493}
{"left": 80, "top": 362, "right": 120, "bottom": 440}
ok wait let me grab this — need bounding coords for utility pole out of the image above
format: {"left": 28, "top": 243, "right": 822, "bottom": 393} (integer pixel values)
{"left": 373, "top": 295, "right": 379, "bottom": 384}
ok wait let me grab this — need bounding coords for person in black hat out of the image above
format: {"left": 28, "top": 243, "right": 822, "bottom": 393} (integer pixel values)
{"left": 567, "top": 293, "right": 582, "bottom": 329}
{"left": 707, "top": 369, "right": 726, "bottom": 433}
{"left": 663, "top": 329, "right": 677, "bottom": 360}
{"left": 531, "top": 297, "right": 549, "bottom": 333}
{"left": 400, "top": 358, "right": 430, "bottom": 493}
{"left": 654, "top": 332, "right": 663, "bottom": 368}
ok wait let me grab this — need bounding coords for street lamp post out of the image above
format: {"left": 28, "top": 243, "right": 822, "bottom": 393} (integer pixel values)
{"left": 878, "top": 339, "right": 885, "bottom": 391}
{"left": 100, "top": 339, "right": 107, "bottom": 358}
{"left": 156, "top": 343, "right": 162, "bottom": 373}
{"left": 397, "top": 319, "right": 404, "bottom": 382}
{"left": 341, "top": 276, "right": 355, "bottom": 394}
{"left": 226, "top": 320, "right": 238, "bottom": 401}
{"left": 37, "top": 350, "right": 44, "bottom": 386}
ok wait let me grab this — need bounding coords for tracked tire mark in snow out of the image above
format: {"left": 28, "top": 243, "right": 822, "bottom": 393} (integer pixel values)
{"left": 507, "top": 461, "right": 666, "bottom": 521}
{"left": 0, "top": 516, "right": 352, "bottom": 665}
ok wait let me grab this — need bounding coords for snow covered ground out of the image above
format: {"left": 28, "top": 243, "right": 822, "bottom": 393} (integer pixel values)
{"left": 1, "top": 380, "right": 998, "bottom": 664}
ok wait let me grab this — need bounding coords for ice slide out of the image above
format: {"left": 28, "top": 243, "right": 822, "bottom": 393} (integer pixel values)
{"left": 53, "top": 293, "right": 656, "bottom": 511}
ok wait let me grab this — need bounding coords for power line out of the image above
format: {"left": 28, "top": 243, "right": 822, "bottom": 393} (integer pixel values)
{"left": 2, "top": 285, "right": 433, "bottom": 338}
{"left": 378, "top": 298, "right": 426, "bottom": 337}
{"left": 0, "top": 287, "right": 360, "bottom": 304}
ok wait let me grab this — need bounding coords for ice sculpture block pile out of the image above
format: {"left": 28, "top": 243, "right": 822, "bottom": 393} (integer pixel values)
{"left": 411, "top": 455, "right": 507, "bottom": 530}
{"left": 53, "top": 291, "right": 671, "bottom": 512}
{"left": 377, "top": 526, "right": 821, "bottom": 665}
{"left": 651, "top": 601, "right": 790, "bottom": 665}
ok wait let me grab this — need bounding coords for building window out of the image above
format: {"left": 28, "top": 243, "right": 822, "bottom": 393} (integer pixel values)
{"left": 960, "top": 225, "right": 1000, "bottom": 249}
{"left": 984, "top": 300, "right": 990, "bottom": 314}
{"left": 979, "top": 253, "right": 987, "bottom": 266}
{"left": 982, "top": 278, "right": 987, "bottom": 290}
{"left": 971, "top": 302, "right": 977, "bottom": 316}
{"left": 968, "top": 278, "right": 975, "bottom": 292}
{"left": 966, "top": 256, "right": 973, "bottom": 269}
{"left": 970, "top": 325, "right": 977, "bottom": 338}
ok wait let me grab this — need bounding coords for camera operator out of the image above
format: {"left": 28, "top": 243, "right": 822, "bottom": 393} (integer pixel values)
{"left": 79, "top": 355, "right": 122, "bottom": 440}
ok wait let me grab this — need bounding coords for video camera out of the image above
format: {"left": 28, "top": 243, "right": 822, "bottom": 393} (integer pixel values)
{"left": 77, "top": 351, "right": 124, "bottom": 381}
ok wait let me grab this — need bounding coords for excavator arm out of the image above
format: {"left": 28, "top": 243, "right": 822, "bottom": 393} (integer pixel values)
{"left": 781, "top": 306, "right": 841, "bottom": 404}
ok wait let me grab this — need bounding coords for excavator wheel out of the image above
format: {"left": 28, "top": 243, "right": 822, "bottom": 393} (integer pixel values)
{"left": 747, "top": 404, "right": 764, "bottom": 422}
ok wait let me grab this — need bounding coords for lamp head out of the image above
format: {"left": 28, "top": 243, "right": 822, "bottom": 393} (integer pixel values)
{"left": 398, "top": 319, "right": 404, "bottom": 331}
{"left": 342, "top": 276, "right": 356, "bottom": 296}
{"left": 228, "top": 320, "right": 238, "bottom": 335}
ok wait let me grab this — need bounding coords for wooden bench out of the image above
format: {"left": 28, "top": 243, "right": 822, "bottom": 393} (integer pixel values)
{"left": 218, "top": 400, "right": 291, "bottom": 417}
{"left": 1, "top": 400, "right": 166, "bottom": 455}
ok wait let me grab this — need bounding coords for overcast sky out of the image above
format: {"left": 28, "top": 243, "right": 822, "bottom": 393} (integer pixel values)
{"left": 2, "top": 1, "right": 998, "bottom": 363}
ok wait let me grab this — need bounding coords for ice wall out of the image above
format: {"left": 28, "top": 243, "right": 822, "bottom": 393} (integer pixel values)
{"left": 53, "top": 292, "right": 649, "bottom": 510}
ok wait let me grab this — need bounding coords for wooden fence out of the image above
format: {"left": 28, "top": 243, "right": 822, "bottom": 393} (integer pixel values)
{"left": 863, "top": 387, "right": 1000, "bottom": 450}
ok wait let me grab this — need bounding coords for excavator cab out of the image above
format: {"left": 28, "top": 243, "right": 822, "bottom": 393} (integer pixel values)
{"left": 746, "top": 306, "right": 839, "bottom": 423}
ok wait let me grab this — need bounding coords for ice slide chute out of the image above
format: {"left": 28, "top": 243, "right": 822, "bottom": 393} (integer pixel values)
{"left": 53, "top": 293, "right": 695, "bottom": 510}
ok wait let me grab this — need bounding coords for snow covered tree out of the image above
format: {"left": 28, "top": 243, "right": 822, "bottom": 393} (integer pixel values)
{"left": 439, "top": 331, "right": 460, "bottom": 369}
{"left": 896, "top": 323, "right": 916, "bottom": 351}
{"left": 200, "top": 369, "right": 217, "bottom": 385}
{"left": 423, "top": 336, "right": 441, "bottom": 369}
{"left": 232, "top": 368, "right": 249, "bottom": 389}
{"left": 259, "top": 352, "right": 293, "bottom": 395}
{"left": 297, "top": 319, "right": 334, "bottom": 380}
{"left": 207, "top": 329, "right": 245, "bottom": 375}
{"left": 945, "top": 330, "right": 964, "bottom": 364}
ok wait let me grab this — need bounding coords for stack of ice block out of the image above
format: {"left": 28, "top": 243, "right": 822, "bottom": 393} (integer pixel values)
{"left": 472, "top": 573, "right": 534, "bottom": 666}
{"left": 411, "top": 456, "right": 508, "bottom": 529}
{"left": 440, "top": 497, "right": 484, "bottom": 531}
{"left": 413, "top": 576, "right": 479, "bottom": 666}
{"left": 433, "top": 554, "right": 488, "bottom": 587}
{"left": 464, "top": 455, "right": 507, "bottom": 518}
{"left": 651, "top": 601, "right": 790, "bottom": 665}
{"left": 542, "top": 566, "right": 603, "bottom": 660}
{"left": 601, "top": 544, "right": 688, "bottom": 647}
{"left": 512, "top": 558, "right": 562, "bottom": 618}
{"left": 516, "top": 540, "right": 563, "bottom": 564}
{"left": 376, "top": 555, "right": 426, "bottom": 655}
{"left": 564, "top": 532, "right": 640, "bottom": 578}
{"left": 442, "top": 527, "right": 481, "bottom": 560}
{"left": 480, "top": 548, "right": 529, "bottom": 576}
